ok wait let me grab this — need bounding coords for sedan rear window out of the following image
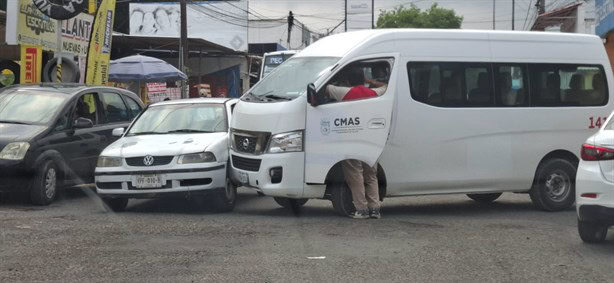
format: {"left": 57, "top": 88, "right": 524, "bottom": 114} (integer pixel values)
{"left": 0, "top": 89, "right": 67, "bottom": 125}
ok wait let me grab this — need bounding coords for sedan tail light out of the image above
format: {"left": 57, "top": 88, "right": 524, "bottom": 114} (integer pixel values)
{"left": 581, "top": 144, "right": 614, "bottom": 161}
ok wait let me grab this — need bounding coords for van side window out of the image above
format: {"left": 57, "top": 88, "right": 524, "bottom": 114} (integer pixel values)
{"left": 531, "top": 64, "right": 607, "bottom": 107}
{"left": 409, "top": 62, "right": 608, "bottom": 108}
{"left": 320, "top": 58, "right": 393, "bottom": 104}
{"left": 408, "top": 62, "right": 441, "bottom": 105}
{"left": 494, "top": 64, "right": 528, "bottom": 107}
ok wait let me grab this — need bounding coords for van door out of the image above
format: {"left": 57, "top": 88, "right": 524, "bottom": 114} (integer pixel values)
{"left": 305, "top": 55, "right": 398, "bottom": 184}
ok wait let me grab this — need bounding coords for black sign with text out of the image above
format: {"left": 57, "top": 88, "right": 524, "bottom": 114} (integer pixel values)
{"left": 32, "top": 0, "right": 87, "bottom": 20}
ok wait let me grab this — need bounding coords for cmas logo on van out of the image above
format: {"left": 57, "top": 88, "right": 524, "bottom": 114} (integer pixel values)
{"left": 321, "top": 117, "right": 363, "bottom": 135}
{"left": 334, "top": 117, "right": 360, "bottom": 126}
{"left": 320, "top": 118, "right": 330, "bottom": 135}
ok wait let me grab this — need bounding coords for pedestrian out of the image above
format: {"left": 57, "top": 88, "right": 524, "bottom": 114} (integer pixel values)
{"left": 325, "top": 67, "right": 387, "bottom": 219}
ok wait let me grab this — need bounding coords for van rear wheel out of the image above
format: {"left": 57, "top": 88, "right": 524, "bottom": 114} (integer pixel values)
{"left": 330, "top": 183, "right": 355, "bottom": 217}
{"left": 467, "top": 193, "right": 502, "bottom": 204}
{"left": 530, "top": 158, "right": 576, "bottom": 211}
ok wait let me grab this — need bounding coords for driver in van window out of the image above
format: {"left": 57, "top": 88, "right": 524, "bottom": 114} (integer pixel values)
{"left": 324, "top": 66, "right": 387, "bottom": 219}
{"left": 325, "top": 67, "right": 387, "bottom": 102}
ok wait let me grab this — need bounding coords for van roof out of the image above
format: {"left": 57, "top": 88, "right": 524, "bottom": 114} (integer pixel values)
{"left": 296, "top": 29, "right": 603, "bottom": 59}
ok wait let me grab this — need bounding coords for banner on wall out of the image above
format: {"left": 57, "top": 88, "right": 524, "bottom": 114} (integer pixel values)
{"left": 85, "top": 0, "right": 116, "bottom": 85}
{"left": 17, "top": 0, "right": 93, "bottom": 55}
{"left": 20, "top": 45, "right": 43, "bottom": 84}
{"left": 129, "top": 1, "right": 248, "bottom": 51}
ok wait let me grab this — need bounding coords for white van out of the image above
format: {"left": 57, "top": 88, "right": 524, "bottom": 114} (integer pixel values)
{"left": 230, "top": 29, "right": 613, "bottom": 215}
{"left": 260, "top": 50, "right": 299, "bottom": 80}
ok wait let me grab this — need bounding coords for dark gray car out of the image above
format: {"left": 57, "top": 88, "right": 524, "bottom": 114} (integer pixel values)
{"left": 0, "top": 84, "right": 144, "bottom": 205}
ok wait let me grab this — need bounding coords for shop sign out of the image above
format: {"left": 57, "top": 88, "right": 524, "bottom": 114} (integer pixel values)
{"left": 20, "top": 45, "right": 43, "bottom": 84}
{"left": 33, "top": 0, "right": 88, "bottom": 20}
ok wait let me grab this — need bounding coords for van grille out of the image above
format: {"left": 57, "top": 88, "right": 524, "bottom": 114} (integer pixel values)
{"left": 232, "top": 130, "right": 270, "bottom": 155}
{"left": 232, "top": 155, "right": 262, "bottom": 172}
{"left": 234, "top": 135, "right": 258, "bottom": 154}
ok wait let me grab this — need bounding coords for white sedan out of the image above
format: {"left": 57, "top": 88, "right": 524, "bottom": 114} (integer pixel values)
{"left": 576, "top": 111, "right": 614, "bottom": 243}
{"left": 95, "top": 98, "right": 238, "bottom": 212}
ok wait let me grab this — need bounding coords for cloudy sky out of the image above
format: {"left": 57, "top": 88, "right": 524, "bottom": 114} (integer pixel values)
{"left": 248, "top": 0, "right": 589, "bottom": 41}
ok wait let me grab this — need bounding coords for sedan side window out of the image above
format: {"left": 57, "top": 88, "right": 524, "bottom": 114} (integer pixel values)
{"left": 100, "top": 92, "right": 130, "bottom": 124}
{"left": 123, "top": 96, "right": 143, "bottom": 119}
{"left": 74, "top": 93, "right": 98, "bottom": 125}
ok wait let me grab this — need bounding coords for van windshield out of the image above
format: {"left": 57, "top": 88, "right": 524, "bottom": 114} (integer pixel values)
{"left": 245, "top": 56, "right": 340, "bottom": 102}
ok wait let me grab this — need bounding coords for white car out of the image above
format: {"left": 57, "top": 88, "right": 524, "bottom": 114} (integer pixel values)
{"left": 576, "top": 111, "right": 614, "bottom": 243}
{"left": 95, "top": 98, "right": 238, "bottom": 212}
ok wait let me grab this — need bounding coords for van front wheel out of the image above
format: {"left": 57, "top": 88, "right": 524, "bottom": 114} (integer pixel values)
{"left": 330, "top": 183, "right": 355, "bottom": 217}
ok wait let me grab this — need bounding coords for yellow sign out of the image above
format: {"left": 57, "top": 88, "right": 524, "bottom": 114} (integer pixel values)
{"left": 17, "top": 0, "right": 93, "bottom": 56}
{"left": 20, "top": 45, "right": 42, "bottom": 84}
{"left": 85, "top": 0, "right": 116, "bottom": 85}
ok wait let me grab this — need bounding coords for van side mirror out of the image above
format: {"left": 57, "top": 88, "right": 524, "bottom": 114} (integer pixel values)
{"left": 73, "top": 117, "right": 94, "bottom": 129}
{"left": 307, "top": 83, "right": 318, "bottom": 107}
{"left": 112, "top": 128, "right": 125, "bottom": 137}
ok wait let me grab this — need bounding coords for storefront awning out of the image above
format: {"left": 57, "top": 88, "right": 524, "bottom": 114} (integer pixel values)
{"left": 111, "top": 33, "right": 245, "bottom": 59}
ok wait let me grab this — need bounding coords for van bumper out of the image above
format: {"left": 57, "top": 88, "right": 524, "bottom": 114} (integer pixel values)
{"left": 230, "top": 150, "right": 305, "bottom": 198}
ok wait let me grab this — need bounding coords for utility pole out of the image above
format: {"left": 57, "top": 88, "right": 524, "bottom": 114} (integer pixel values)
{"left": 287, "top": 11, "right": 294, "bottom": 49}
{"left": 372, "top": 0, "right": 375, "bottom": 29}
{"left": 180, "top": 0, "right": 188, "bottom": 98}
{"left": 493, "top": 0, "right": 496, "bottom": 30}
{"left": 512, "top": 0, "right": 515, "bottom": 30}
{"left": 537, "top": 0, "right": 546, "bottom": 15}
{"left": 344, "top": 0, "right": 347, "bottom": 32}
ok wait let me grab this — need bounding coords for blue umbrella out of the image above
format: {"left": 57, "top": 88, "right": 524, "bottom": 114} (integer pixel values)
{"left": 109, "top": 55, "right": 187, "bottom": 83}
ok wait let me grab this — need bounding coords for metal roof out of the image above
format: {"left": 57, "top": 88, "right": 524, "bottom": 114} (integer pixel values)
{"left": 530, "top": 3, "right": 583, "bottom": 31}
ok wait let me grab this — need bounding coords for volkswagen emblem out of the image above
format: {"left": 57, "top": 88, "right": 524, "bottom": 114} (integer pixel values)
{"left": 143, "top": 155, "right": 155, "bottom": 166}
{"left": 242, "top": 138, "right": 250, "bottom": 150}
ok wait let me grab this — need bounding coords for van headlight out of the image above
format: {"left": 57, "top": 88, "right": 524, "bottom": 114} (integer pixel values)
{"left": 0, "top": 142, "right": 30, "bottom": 160}
{"left": 268, "top": 131, "right": 303, "bottom": 153}
{"left": 97, "top": 156, "right": 122, "bottom": 167}
{"left": 177, "top": 152, "right": 216, "bottom": 164}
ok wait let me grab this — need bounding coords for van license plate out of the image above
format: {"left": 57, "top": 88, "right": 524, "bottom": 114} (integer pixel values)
{"left": 134, "top": 175, "right": 162, "bottom": 188}
{"left": 238, "top": 171, "right": 249, "bottom": 184}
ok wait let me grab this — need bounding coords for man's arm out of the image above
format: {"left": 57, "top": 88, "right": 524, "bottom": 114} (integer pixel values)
{"left": 365, "top": 79, "right": 387, "bottom": 88}
{"left": 326, "top": 85, "right": 351, "bottom": 102}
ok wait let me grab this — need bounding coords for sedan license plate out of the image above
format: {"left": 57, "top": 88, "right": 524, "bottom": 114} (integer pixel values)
{"left": 134, "top": 175, "right": 162, "bottom": 188}
{"left": 238, "top": 171, "right": 249, "bottom": 184}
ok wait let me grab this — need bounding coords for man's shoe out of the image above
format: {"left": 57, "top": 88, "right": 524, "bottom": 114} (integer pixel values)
{"left": 350, "top": 209, "right": 370, "bottom": 219}
{"left": 369, "top": 209, "right": 381, "bottom": 219}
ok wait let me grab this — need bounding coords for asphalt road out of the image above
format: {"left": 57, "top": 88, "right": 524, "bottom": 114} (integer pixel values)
{"left": 1, "top": 187, "right": 613, "bottom": 282}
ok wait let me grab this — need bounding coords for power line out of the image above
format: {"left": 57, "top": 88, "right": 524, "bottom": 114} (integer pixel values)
{"left": 522, "top": 0, "right": 533, "bottom": 30}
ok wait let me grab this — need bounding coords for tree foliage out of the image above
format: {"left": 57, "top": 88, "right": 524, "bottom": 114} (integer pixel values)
{"left": 376, "top": 3, "right": 463, "bottom": 29}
